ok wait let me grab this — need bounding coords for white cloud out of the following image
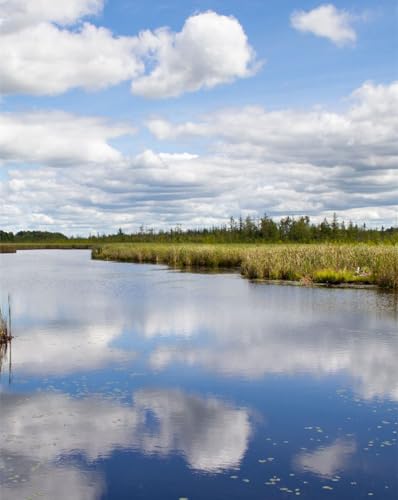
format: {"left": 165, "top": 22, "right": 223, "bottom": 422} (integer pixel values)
{"left": 0, "top": 111, "right": 134, "bottom": 165}
{"left": 0, "top": 22, "right": 143, "bottom": 95}
{"left": 0, "top": 5, "right": 257, "bottom": 97}
{"left": 0, "top": 0, "right": 103, "bottom": 31}
{"left": 0, "top": 82, "right": 397, "bottom": 231}
{"left": 147, "top": 81, "right": 398, "bottom": 170}
{"left": 132, "top": 11, "right": 260, "bottom": 98}
{"left": 291, "top": 4, "right": 356, "bottom": 46}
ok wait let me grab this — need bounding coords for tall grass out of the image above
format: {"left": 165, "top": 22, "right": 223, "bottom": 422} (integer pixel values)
{"left": 0, "top": 309, "right": 8, "bottom": 341}
{"left": 241, "top": 244, "right": 398, "bottom": 288}
{"left": 0, "top": 245, "right": 17, "bottom": 253}
{"left": 0, "top": 300, "right": 11, "bottom": 343}
{"left": 93, "top": 243, "right": 244, "bottom": 269}
{"left": 92, "top": 243, "right": 398, "bottom": 289}
{"left": 0, "top": 242, "right": 91, "bottom": 252}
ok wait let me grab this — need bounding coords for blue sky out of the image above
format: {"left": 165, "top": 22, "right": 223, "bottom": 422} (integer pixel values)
{"left": 0, "top": 0, "right": 397, "bottom": 233}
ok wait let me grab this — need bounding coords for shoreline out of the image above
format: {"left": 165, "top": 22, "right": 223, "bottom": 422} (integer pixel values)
{"left": 91, "top": 243, "right": 398, "bottom": 290}
{"left": 1, "top": 243, "right": 396, "bottom": 290}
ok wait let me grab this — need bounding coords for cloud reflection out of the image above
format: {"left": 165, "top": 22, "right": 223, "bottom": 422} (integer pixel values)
{"left": 293, "top": 439, "right": 356, "bottom": 478}
{"left": 143, "top": 281, "right": 398, "bottom": 401}
{"left": 0, "top": 388, "right": 251, "bottom": 473}
{"left": 150, "top": 329, "right": 398, "bottom": 401}
{"left": 2, "top": 252, "right": 397, "bottom": 401}
{"left": 0, "top": 461, "right": 103, "bottom": 500}
{"left": 12, "top": 322, "right": 134, "bottom": 375}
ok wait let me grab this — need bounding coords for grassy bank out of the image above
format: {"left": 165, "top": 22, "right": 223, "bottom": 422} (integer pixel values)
{"left": 0, "top": 242, "right": 91, "bottom": 252}
{"left": 92, "top": 243, "right": 398, "bottom": 289}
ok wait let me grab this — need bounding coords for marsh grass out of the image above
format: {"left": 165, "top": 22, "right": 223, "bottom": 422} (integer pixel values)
{"left": 0, "top": 242, "right": 90, "bottom": 252}
{"left": 0, "top": 310, "right": 8, "bottom": 340}
{"left": 93, "top": 243, "right": 244, "bottom": 269}
{"left": 0, "top": 296, "right": 12, "bottom": 343}
{"left": 0, "top": 245, "right": 17, "bottom": 253}
{"left": 92, "top": 243, "right": 398, "bottom": 289}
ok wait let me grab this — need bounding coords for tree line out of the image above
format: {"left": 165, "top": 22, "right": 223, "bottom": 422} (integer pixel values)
{"left": 1, "top": 215, "right": 397, "bottom": 244}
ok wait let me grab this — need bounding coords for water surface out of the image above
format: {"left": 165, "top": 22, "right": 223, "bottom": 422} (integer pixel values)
{"left": 0, "top": 250, "right": 397, "bottom": 499}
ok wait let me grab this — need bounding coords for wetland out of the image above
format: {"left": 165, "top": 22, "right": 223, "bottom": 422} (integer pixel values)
{"left": 0, "top": 249, "right": 397, "bottom": 500}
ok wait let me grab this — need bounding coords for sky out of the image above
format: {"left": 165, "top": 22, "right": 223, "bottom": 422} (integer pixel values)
{"left": 0, "top": 0, "right": 397, "bottom": 234}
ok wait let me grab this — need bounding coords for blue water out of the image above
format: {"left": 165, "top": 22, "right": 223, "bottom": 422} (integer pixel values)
{"left": 0, "top": 250, "right": 397, "bottom": 500}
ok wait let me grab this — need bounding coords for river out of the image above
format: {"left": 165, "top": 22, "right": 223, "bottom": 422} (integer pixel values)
{"left": 0, "top": 250, "right": 397, "bottom": 499}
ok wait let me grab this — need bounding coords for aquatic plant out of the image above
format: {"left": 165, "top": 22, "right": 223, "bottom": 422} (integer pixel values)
{"left": 0, "top": 245, "right": 17, "bottom": 253}
{"left": 0, "top": 296, "right": 12, "bottom": 343}
{"left": 92, "top": 243, "right": 398, "bottom": 289}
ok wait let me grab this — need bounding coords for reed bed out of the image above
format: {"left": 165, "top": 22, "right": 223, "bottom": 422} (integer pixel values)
{"left": 0, "top": 245, "right": 17, "bottom": 253}
{"left": 0, "top": 310, "right": 8, "bottom": 341}
{"left": 92, "top": 243, "right": 398, "bottom": 289}
{"left": 0, "top": 243, "right": 91, "bottom": 252}
{"left": 0, "top": 301, "right": 12, "bottom": 343}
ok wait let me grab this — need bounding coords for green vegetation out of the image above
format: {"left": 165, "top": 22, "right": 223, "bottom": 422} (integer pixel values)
{"left": 0, "top": 245, "right": 16, "bottom": 253}
{"left": 0, "top": 297, "right": 12, "bottom": 344}
{"left": 93, "top": 243, "right": 244, "bottom": 268}
{"left": 0, "top": 310, "right": 8, "bottom": 341}
{"left": 0, "top": 230, "right": 68, "bottom": 243}
{"left": 92, "top": 243, "right": 398, "bottom": 289}
{"left": 1, "top": 214, "right": 398, "bottom": 246}
{"left": 2, "top": 216, "right": 397, "bottom": 289}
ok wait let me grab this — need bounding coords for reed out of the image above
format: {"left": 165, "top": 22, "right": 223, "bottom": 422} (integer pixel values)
{"left": 0, "top": 245, "right": 17, "bottom": 253}
{"left": 0, "top": 296, "right": 12, "bottom": 343}
{"left": 93, "top": 243, "right": 244, "bottom": 268}
{"left": 92, "top": 243, "right": 398, "bottom": 289}
{"left": 0, "top": 242, "right": 91, "bottom": 252}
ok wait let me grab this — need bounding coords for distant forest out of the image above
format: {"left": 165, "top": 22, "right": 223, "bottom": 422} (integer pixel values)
{"left": 1, "top": 215, "right": 397, "bottom": 244}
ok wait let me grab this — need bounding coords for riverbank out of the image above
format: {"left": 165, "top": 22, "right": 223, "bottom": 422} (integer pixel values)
{"left": 92, "top": 243, "right": 398, "bottom": 290}
{"left": 0, "top": 242, "right": 91, "bottom": 253}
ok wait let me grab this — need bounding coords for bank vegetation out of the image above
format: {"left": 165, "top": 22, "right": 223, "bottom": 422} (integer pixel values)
{"left": 92, "top": 243, "right": 398, "bottom": 290}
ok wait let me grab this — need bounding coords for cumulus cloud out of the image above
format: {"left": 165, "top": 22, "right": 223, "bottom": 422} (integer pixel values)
{"left": 291, "top": 4, "right": 357, "bottom": 46}
{"left": 0, "top": 111, "right": 134, "bottom": 165}
{"left": 0, "top": 3, "right": 257, "bottom": 97}
{"left": 144, "top": 80, "right": 398, "bottom": 225}
{"left": 0, "top": 81, "right": 397, "bottom": 231}
{"left": 0, "top": 23, "right": 143, "bottom": 95}
{"left": 0, "top": 0, "right": 103, "bottom": 32}
{"left": 147, "top": 81, "right": 398, "bottom": 170}
{"left": 132, "top": 11, "right": 260, "bottom": 98}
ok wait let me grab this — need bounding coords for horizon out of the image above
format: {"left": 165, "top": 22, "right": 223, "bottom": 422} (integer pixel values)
{"left": 2, "top": 212, "right": 397, "bottom": 240}
{"left": 1, "top": 1, "right": 397, "bottom": 234}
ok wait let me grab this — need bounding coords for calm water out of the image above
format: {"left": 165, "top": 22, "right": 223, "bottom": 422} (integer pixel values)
{"left": 0, "top": 250, "right": 397, "bottom": 500}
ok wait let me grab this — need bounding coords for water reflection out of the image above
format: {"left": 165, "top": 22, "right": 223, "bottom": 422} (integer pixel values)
{"left": 0, "top": 462, "right": 103, "bottom": 500}
{"left": 11, "top": 322, "right": 133, "bottom": 375}
{"left": 150, "top": 323, "right": 398, "bottom": 401}
{"left": 0, "top": 340, "right": 12, "bottom": 383}
{"left": 0, "top": 251, "right": 397, "bottom": 499}
{"left": 1, "top": 251, "right": 397, "bottom": 401}
{"left": 0, "top": 389, "right": 251, "bottom": 473}
{"left": 293, "top": 439, "right": 357, "bottom": 479}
